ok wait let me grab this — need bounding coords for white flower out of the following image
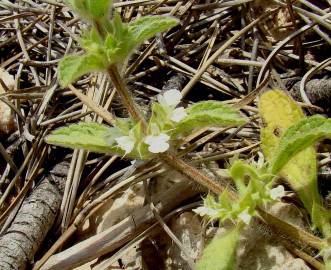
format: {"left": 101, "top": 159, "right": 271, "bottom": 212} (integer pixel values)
{"left": 269, "top": 185, "right": 285, "bottom": 200}
{"left": 115, "top": 136, "right": 135, "bottom": 154}
{"left": 238, "top": 208, "right": 252, "bottom": 225}
{"left": 170, "top": 107, "right": 187, "bottom": 122}
{"left": 193, "top": 206, "right": 219, "bottom": 218}
{"left": 144, "top": 133, "right": 170, "bottom": 153}
{"left": 158, "top": 89, "right": 182, "bottom": 107}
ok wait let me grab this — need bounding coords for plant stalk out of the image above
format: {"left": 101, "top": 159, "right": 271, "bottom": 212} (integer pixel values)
{"left": 161, "top": 152, "right": 236, "bottom": 198}
{"left": 107, "top": 65, "right": 147, "bottom": 129}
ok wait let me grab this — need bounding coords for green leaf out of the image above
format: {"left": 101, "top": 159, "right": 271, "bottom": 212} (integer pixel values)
{"left": 103, "top": 13, "right": 137, "bottom": 63}
{"left": 175, "top": 101, "right": 246, "bottom": 133}
{"left": 128, "top": 15, "right": 179, "bottom": 46}
{"left": 197, "top": 227, "right": 240, "bottom": 270}
{"left": 148, "top": 102, "right": 173, "bottom": 133}
{"left": 58, "top": 53, "right": 107, "bottom": 87}
{"left": 115, "top": 118, "right": 134, "bottom": 134}
{"left": 312, "top": 202, "right": 331, "bottom": 236}
{"left": 65, "top": 0, "right": 112, "bottom": 21}
{"left": 229, "top": 160, "right": 248, "bottom": 195}
{"left": 271, "top": 115, "right": 331, "bottom": 174}
{"left": 80, "top": 28, "right": 104, "bottom": 51}
{"left": 46, "top": 122, "right": 122, "bottom": 154}
{"left": 86, "top": 0, "right": 111, "bottom": 20}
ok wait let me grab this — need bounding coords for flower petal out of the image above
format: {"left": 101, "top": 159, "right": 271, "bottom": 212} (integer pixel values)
{"left": 148, "top": 141, "right": 169, "bottom": 153}
{"left": 269, "top": 185, "right": 285, "bottom": 200}
{"left": 144, "top": 133, "right": 170, "bottom": 153}
{"left": 193, "top": 206, "right": 219, "bottom": 218}
{"left": 158, "top": 133, "right": 170, "bottom": 141}
{"left": 163, "top": 89, "right": 182, "bottom": 107}
{"left": 115, "top": 136, "right": 135, "bottom": 154}
{"left": 171, "top": 107, "right": 187, "bottom": 122}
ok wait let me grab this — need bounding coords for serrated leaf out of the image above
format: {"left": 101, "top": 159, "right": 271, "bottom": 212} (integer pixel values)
{"left": 46, "top": 122, "right": 121, "bottom": 154}
{"left": 175, "top": 101, "right": 246, "bottom": 133}
{"left": 58, "top": 53, "right": 107, "bottom": 87}
{"left": 197, "top": 227, "right": 240, "bottom": 270}
{"left": 128, "top": 15, "right": 179, "bottom": 46}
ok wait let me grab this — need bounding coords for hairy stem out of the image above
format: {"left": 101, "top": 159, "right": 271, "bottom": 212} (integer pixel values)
{"left": 107, "top": 65, "right": 148, "bottom": 129}
{"left": 161, "top": 152, "right": 235, "bottom": 197}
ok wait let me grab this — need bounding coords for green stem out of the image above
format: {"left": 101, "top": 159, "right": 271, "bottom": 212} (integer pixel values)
{"left": 107, "top": 65, "right": 147, "bottom": 129}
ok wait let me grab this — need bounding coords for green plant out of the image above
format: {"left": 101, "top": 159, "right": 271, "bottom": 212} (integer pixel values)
{"left": 44, "top": 0, "right": 244, "bottom": 206}
{"left": 195, "top": 90, "right": 331, "bottom": 269}
{"left": 45, "top": 0, "right": 331, "bottom": 268}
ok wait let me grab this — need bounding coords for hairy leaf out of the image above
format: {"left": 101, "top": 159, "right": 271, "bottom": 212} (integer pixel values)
{"left": 46, "top": 122, "right": 121, "bottom": 154}
{"left": 58, "top": 53, "right": 107, "bottom": 86}
{"left": 86, "top": 0, "right": 111, "bottom": 20}
{"left": 197, "top": 227, "right": 240, "bottom": 270}
{"left": 66, "top": 0, "right": 111, "bottom": 21}
{"left": 176, "top": 101, "right": 246, "bottom": 133}
{"left": 271, "top": 115, "right": 331, "bottom": 173}
{"left": 128, "top": 16, "right": 179, "bottom": 46}
{"left": 103, "top": 13, "right": 136, "bottom": 63}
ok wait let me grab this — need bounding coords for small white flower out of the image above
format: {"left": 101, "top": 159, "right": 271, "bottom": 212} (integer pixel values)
{"left": 269, "top": 185, "right": 285, "bottom": 200}
{"left": 193, "top": 206, "right": 219, "bottom": 218}
{"left": 144, "top": 133, "right": 170, "bottom": 153}
{"left": 170, "top": 107, "right": 187, "bottom": 122}
{"left": 115, "top": 136, "right": 135, "bottom": 154}
{"left": 238, "top": 208, "right": 252, "bottom": 225}
{"left": 158, "top": 89, "right": 182, "bottom": 107}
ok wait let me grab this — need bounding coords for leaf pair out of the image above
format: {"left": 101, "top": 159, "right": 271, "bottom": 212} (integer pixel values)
{"left": 59, "top": 11, "right": 179, "bottom": 86}
{"left": 46, "top": 101, "right": 247, "bottom": 160}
